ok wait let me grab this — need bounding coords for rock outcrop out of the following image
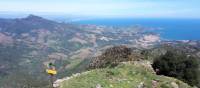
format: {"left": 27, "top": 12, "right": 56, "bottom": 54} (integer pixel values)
{"left": 89, "top": 45, "right": 143, "bottom": 69}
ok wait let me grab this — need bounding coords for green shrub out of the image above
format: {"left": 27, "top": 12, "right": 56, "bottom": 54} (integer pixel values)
{"left": 152, "top": 50, "right": 200, "bottom": 87}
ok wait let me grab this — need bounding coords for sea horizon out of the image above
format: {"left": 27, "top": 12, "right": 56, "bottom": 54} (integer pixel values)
{"left": 73, "top": 18, "right": 200, "bottom": 40}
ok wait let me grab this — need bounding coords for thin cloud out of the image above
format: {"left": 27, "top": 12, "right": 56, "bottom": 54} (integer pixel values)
{"left": 0, "top": 0, "right": 199, "bottom": 18}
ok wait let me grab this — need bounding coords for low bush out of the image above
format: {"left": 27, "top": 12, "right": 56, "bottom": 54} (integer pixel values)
{"left": 152, "top": 50, "right": 200, "bottom": 87}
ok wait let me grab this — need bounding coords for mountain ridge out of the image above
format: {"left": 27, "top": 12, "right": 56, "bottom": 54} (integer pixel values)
{"left": 55, "top": 61, "right": 193, "bottom": 88}
{"left": 0, "top": 15, "right": 199, "bottom": 88}
{"left": 56, "top": 45, "right": 200, "bottom": 88}
{"left": 0, "top": 15, "right": 162, "bottom": 88}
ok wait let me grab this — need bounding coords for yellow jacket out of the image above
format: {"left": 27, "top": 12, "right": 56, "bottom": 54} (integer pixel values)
{"left": 46, "top": 69, "right": 57, "bottom": 75}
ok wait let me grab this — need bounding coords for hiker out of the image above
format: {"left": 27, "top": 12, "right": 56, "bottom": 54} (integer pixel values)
{"left": 46, "top": 62, "right": 57, "bottom": 88}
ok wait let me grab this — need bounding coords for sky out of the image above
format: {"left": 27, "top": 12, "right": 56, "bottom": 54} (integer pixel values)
{"left": 0, "top": 0, "right": 200, "bottom": 18}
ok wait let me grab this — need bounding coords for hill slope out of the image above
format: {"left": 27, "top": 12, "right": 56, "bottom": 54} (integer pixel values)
{"left": 56, "top": 61, "right": 192, "bottom": 88}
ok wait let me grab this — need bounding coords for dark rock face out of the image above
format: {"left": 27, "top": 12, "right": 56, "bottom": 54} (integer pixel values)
{"left": 89, "top": 45, "right": 143, "bottom": 69}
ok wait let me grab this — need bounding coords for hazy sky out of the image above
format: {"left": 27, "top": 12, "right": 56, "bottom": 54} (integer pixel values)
{"left": 0, "top": 0, "right": 200, "bottom": 18}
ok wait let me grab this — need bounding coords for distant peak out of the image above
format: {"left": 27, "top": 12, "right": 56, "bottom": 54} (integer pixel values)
{"left": 27, "top": 14, "right": 41, "bottom": 18}
{"left": 24, "top": 14, "right": 43, "bottom": 20}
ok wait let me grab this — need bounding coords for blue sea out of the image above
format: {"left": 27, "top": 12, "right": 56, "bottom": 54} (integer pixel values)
{"left": 75, "top": 18, "right": 200, "bottom": 40}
